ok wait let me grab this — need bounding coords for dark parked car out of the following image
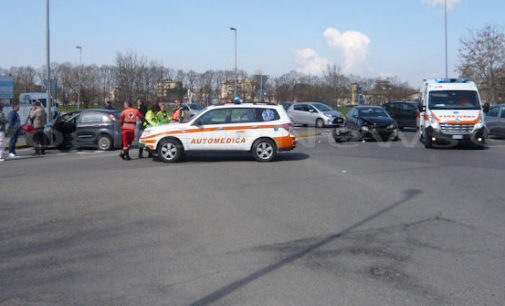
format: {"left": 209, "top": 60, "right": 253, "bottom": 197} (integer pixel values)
{"left": 485, "top": 104, "right": 505, "bottom": 137}
{"left": 52, "top": 109, "right": 122, "bottom": 150}
{"left": 345, "top": 106, "right": 398, "bottom": 141}
{"left": 382, "top": 101, "right": 418, "bottom": 129}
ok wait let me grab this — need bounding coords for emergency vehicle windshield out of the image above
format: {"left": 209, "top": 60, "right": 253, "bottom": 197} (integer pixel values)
{"left": 428, "top": 90, "right": 480, "bottom": 110}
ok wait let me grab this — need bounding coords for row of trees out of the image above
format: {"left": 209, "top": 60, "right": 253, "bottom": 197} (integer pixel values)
{"left": 0, "top": 57, "right": 415, "bottom": 108}
{"left": 457, "top": 25, "right": 505, "bottom": 104}
{"left": 2, "top": 24, "right": 504, "bottom": 108}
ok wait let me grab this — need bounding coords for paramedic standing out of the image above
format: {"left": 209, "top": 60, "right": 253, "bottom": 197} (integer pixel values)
{"left": 120, "top": 101, "right": 144, "bottom": 160}
{"left": 171, "top": 100, "right": 185, "bottom": 123}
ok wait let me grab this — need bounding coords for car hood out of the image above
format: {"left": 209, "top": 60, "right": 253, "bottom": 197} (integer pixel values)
{"left": 322, "top": 110, "right": 343, "bottom": 117}
{"left": 141, "top": 122, "right": 193, "bottom": 137}
{"left": 430, "top": 109, "right": 481, "bottom": 124}
{"left": 361, "top": 117, "right": 395, "bottom": 125}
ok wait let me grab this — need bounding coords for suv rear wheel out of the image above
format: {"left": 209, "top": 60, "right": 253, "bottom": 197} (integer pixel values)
{"left": 252, "top": 138, "right": 277, "bottom": 162}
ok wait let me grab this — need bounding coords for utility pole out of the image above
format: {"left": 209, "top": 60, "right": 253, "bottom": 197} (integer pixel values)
{"left": 76, "top": 46, "right": 82, "bottom": 109}
{"left": 46, "top": 0, "right": 52, "bottom": 123}
{"left": 444, "top": 0, "right": 448, "bottom": 78}
{"left": 230, "top": 27, "right": 237, "bottom": 98}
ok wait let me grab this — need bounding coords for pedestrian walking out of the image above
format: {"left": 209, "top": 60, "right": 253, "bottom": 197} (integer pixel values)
{"left": 171, "top": 100, "right": 185, "bottom": 123}
{"left": 0, "top": 105, "right": 8, "bottom": 162}
{"left": 29, "top": 100, "right": 47, "bottom": 155}
{"left": 7, "top": 104, "right": 21, "bottom": 158}
{"left": 157, "top": 103, "right": 170, "bottom": 125}
{"left": 120, "top": 101, "right": 144, "bottom": 160}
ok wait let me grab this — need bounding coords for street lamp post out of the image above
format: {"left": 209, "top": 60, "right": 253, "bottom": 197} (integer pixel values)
{"left": 230, "top": 27, "right": 237, "bottom": 98}
{"left": 444, "top": 0, "right": 448, "bottom": 78}
{"left": 76, "top": 46, "right": 82, "bottom": 109}
{"left": 46, "top": 0, "right": 53, "bottom": 123}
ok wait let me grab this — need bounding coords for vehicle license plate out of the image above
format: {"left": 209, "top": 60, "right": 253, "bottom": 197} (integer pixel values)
{"left": 452, "top": 135, "right": 464, "bottom": 139}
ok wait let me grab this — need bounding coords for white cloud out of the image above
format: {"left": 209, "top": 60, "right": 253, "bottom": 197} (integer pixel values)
{"left": 292, "top": 48, "right": 332, "bottom": 75}
{"left": 421, "top": 0, "right": 461, "bottom": 10}
{"left": 323, "top": 28, "right": 370, "bottom": 74}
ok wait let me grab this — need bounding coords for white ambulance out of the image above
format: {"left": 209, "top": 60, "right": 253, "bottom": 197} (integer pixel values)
{"left": 139, "top": 103, "right": 297, "bottom": 162}
{"left": 417, "top": 78, "right": 488, "bottom": 148}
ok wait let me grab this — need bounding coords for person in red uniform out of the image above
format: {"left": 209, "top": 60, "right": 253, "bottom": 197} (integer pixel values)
{"left": 119, "top": 101, "right": 144, "bottom": 160}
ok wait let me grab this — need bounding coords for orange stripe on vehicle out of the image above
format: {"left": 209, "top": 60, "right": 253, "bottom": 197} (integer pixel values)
{"left": 274, "top": 135, "right": 297, "bottom": 149}
{"left": 141, "top": 139, "right": 156, "bottom": 144}
{"left": 431, "top": 112, "right": 480, "bottom": 124}
{"left": 142, "top": 124, "right": 277, "bottom": 140}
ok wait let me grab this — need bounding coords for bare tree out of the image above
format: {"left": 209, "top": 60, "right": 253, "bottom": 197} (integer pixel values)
{"left": 457, "top": 25, "right": 505, "bottom": 103}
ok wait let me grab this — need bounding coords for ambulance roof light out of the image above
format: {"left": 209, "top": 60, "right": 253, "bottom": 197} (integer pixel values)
{"left": 434, "top": 78, "right": 473, "bottom": 83}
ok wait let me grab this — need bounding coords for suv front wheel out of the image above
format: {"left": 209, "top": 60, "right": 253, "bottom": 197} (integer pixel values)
{"left": 252, "top": 138, "right": 277, "bottom": 162}
{"left": 157, "top": 138, "right": 183, "bottom": 162}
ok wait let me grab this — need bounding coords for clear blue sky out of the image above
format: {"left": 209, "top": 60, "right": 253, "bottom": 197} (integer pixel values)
{"left": 2, "top": 0, "right": 504, "bottom": 87}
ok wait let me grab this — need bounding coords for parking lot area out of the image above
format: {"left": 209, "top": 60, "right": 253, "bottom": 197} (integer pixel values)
{"left": 1, "top": 129, "right": 505, "bottom": 305}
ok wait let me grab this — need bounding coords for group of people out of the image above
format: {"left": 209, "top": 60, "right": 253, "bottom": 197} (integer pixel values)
{"left": 119, "top": 99, "right": 185, "bottom": 161}
{"left": 0, "top": 100, "right": 47, "bottom": 161}
{"left": 0, "top": 98, "right": 185, "bottom": 162}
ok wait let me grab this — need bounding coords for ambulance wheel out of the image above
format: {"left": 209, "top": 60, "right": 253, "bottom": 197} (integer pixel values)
{"left": 252, "top": 138, "right": 277, "bottom": 162}
{"left": 158, "top": 138, "right": 183, "bottom": 162}
{"left": 97, "top": 135, "right": 113, "bottom": 151}
{"left": 423, "top": 129, "right": 432, "bottom": 148}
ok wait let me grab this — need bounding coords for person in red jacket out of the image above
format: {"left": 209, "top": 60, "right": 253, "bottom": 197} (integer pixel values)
{"left": 119, "top": 101, "right": 144, "bottom": 160}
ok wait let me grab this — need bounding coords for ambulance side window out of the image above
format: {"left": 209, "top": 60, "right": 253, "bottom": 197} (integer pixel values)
{"left": 230, "top": 108, "right": 256, "bottom": 123}
{"left": 199, "top": 109, "right": 228, "bottom": 125}
{"left": 256, "top": 108, "right": 280, "bottom": 122}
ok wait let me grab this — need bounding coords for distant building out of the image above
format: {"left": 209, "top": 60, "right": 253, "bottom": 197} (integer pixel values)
{"left": 157, "top": 79, "right": 183, "bottom": 98}
{"left": 220, "top": 78, "right": 262, "bottom": 103}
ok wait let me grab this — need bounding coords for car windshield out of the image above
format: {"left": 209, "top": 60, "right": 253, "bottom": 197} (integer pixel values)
{"left": 429, "top": 90, "right": 480, "bottom": 110}
{"left": 189, "top": 104, "right": 203, "bottom": 110}
{"left": 312, "top": 103, "right": 332, "bottom": 112}
{"left": 358, "top": 108, "right": 390, "bottom": 118}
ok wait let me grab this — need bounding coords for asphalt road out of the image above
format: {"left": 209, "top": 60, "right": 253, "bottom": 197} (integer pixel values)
{"left": 1, "top": 128, "right": 505, "bottom": 305}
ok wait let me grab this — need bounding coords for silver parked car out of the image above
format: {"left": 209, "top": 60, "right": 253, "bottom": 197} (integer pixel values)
{"left": 485, "top": 104, "right": 505, "bottom": 137}
{"left": 287, "top": 102, "right": 344, "bottom": 128}
{"left": 181, "top": 103, "right": 204, "bottom": 121}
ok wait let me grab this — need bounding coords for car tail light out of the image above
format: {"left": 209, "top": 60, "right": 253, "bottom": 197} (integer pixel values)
{"left": 281, "top": 123, "right": 293, "bottom": 133}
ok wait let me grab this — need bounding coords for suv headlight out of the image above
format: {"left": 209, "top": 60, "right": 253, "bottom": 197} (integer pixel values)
{"left": 142, "top": 129, "right": 153, "bottom": 137}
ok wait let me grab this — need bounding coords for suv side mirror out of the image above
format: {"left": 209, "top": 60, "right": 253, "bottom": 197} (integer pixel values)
{"left": 418, "top": 104, "right": 425, "bottom": 112}
{"left": 309, "top": 109, "right": 315, "bottom": 113}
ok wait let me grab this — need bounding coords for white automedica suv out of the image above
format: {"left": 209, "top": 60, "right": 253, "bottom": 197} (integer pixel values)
{"left": 140, "top": 103, "right": 297, "bottom": 162}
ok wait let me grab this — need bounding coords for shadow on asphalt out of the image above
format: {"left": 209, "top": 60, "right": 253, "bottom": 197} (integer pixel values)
{"left": 190, "top": 189, "right": 422, "bottom": 306}
{"left": 151, "top": 152, "right": 311, "bottom": 164}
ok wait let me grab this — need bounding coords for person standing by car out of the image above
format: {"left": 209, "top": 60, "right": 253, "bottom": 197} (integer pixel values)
{"left": 171, "top": 100, "right": 185, "bottom": 123}
{"left": 7, "top": 104, "right": 21, "bottom": 158}
{"left": 144, "top": 104, "right": 160, "bottom": 128}
{"left": 120, "top": 101, "right": 144, "bottom": 160}
{"left": 29, "top": 100, "right": 47, "bottom": 155}
{"left": 136, "top": 99, "right": 148, "bottom": 158}
{"left": 157, "top": 103, "right": 170, "bottom": 125}
{"left": 104, "top": 100, "right": 114, "bottom": 110}
{"left": 0, "top": 105, "right": 8, "bottom": 162}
